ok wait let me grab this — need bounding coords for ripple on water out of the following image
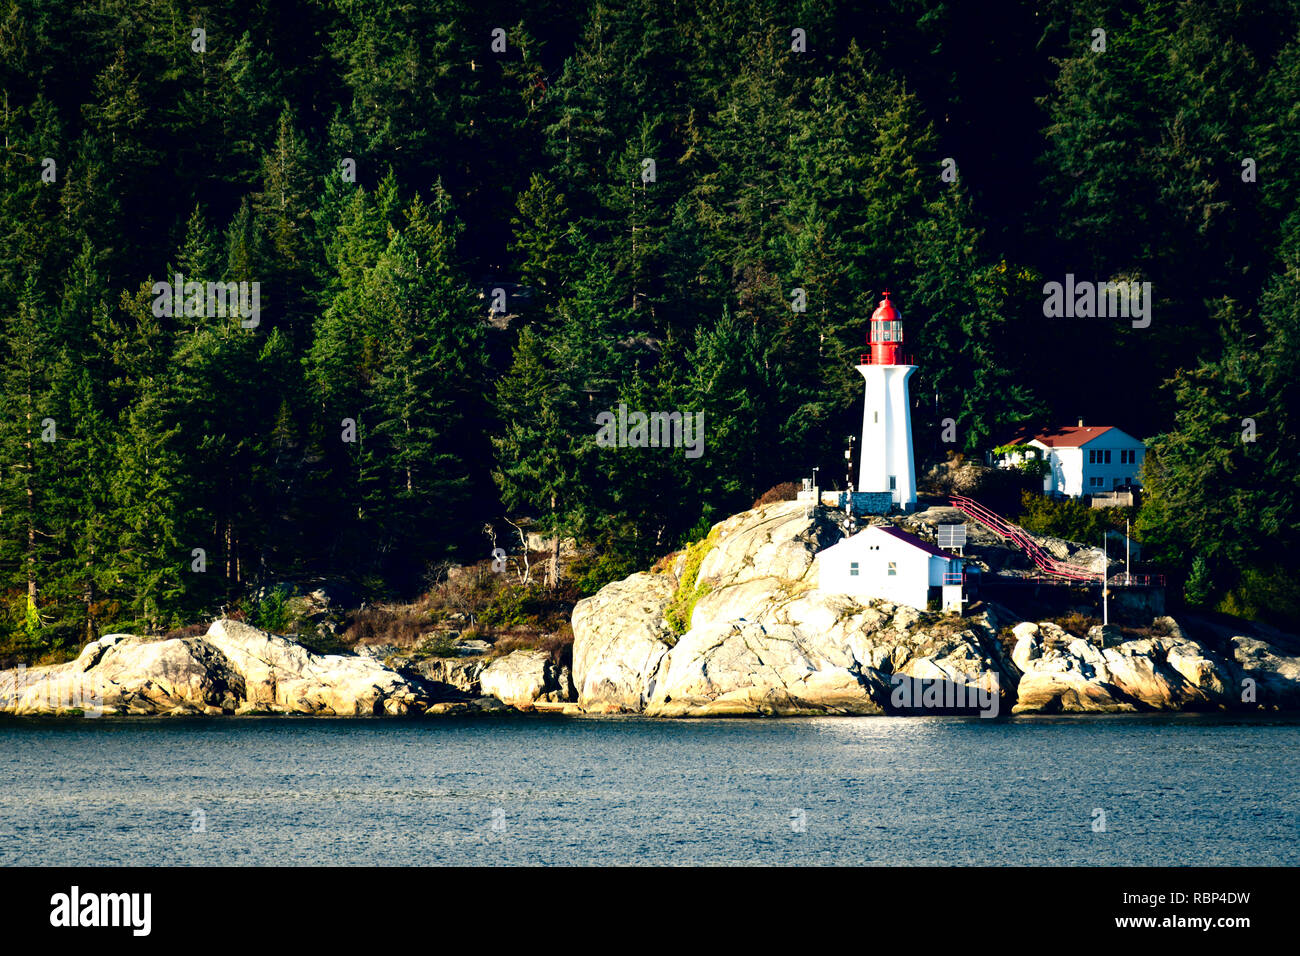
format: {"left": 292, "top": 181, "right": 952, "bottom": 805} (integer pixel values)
{"left": 1, "top": 713, "right": 1297, "bottom": 865}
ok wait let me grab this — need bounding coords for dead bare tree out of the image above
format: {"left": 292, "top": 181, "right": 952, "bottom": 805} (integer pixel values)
{"left": 502, "top": 517, "right": 532, "bottom": 585}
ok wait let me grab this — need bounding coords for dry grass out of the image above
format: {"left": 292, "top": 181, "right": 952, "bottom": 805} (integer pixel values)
{"left": 752, "top": 481, "right": 800, "bottom": 510}
{"left": 162, "top": 622, "right": 208, "bottom": 640}
{"left": 487, "top": 623, "right": 573, "bottom": 664}
{"left": 1054, "top": 610, "right": 1101, "bottom": 637}
{"left": 342, "top": 605, "right": 430, "bottom": 647}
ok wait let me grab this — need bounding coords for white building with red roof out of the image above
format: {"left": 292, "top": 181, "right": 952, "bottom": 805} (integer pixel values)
{"left": 999, "top": 421, "right": 1146, "bottom": 498}
{"left": 817, "top": 524, "right": 965, "bottom": 612}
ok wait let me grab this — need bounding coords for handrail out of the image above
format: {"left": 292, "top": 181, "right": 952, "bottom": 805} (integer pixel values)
{"left": 1108, "top": 573, "right": 1166, "bottom": 588}
{"left": 858, "top": 352, "right": 913, "bottom": 366}
{"left": 949, "top": 494, "right": 1102, "bottom": 582}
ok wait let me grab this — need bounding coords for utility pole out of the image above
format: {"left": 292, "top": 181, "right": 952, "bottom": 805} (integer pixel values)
{"left": 1102, "top": 531, "right": 1109, "bottom": 627}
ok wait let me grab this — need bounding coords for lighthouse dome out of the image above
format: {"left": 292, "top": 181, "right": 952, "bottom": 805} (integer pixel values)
{"left": 871, "top": 292, "right": 901, "bottom": 323}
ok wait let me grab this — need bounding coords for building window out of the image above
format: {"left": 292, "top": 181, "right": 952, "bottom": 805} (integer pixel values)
{"left": 849, "top": 561, "right": 859, "bottom": 577}
{"left": 1088, "top": 449, "right": 1097, "bottom": 464}
{"left": 1090, "top": 476, "right": 1103, "bottom": 488}
{"left": 887, "top": 562, "right": 897, "bottom": 576}
{"left": 1104, "top": 449, "right": 1111, "bottom": 464}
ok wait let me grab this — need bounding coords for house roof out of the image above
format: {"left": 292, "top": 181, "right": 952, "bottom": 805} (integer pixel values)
{"left": 819, "top": 524, "right": 960, "bottom": 561}
{"left": 872, "top": 524, "right": 955, "bottom": 559}
{"left": 1005, "top": 425, "right": 1114, "bottom": 448}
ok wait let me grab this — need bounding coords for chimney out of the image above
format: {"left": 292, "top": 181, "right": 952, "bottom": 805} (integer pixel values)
{"left": 1077, "top": 418, "right": 1085, "bottom": 427}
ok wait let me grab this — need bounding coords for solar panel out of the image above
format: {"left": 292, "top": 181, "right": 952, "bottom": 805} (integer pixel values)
{"left": 937, "top": 524, "right": 967, "bottom": 549}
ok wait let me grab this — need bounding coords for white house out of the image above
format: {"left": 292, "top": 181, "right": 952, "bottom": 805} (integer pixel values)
{"left": 998, "top": 423, "right": 1145, "bottom": 498}
{"left": 817, "top": 524, "right": 964, "bottom": 612}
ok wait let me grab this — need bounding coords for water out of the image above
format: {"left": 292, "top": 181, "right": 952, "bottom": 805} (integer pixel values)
{"left": 1, "top": 714, "right": 1297, "bottom": 866}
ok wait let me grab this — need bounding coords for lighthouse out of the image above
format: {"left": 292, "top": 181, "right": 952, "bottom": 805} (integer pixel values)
{"left": 856, "top": 291, "right": 917, "bottom": 511}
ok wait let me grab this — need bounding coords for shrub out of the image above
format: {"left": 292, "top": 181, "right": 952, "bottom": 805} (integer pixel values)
{"left": 293, "top": 621, "right": 349, "bottom": 656}
{"left": 1017, "top": 490, "right": 1131, "bottom": 545}
{"left": 752, "top": 481, "right": 801, "bottom": 509}
{"left": 249, "top": 586, "right": 293, "bottom": 634}
{"left": 664, "top": 529, "right": 719, "bottom": 638}
{"left": 1054, "top": 610, "right": 1100, "bottom": 637}
{"left": 1183, "top": 554, "right": 1213, "bottom": 607}
{"left": 1216, "top": 563, "right": 1300, "bottom": 630}
{"left": 570, "top": 550, "right": 638, "bottom": 596}
{"left": 425, "top": 564, "right": 495, "bottom": 624}
{"left": 480, "top": 583, "right": 547, "bottom": 628}
{"left": 420, "top": 633, "right": 460, "bottom": 658}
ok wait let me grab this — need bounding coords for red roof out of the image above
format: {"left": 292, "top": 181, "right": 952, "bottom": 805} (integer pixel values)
{"left": 1006, "top": 425, "right": 1114, "bottom": 448}
{"left": 870, "top": 291, "right": 901, "bottom": 323}
{"left": 874, "top": 525, "right": 956, "bottom": 560}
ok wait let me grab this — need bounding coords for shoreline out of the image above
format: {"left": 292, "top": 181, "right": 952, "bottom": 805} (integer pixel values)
{"left": 6, "top": 707, "right": 1300, "bottom": 722}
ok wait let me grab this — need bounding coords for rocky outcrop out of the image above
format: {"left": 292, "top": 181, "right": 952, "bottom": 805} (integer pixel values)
{"left": 1189, "top": 615, "right": 1300, "bottom": 709}
{"left": 0, "top": 619, "right": 582, "bottom": 717}
{"left": 1, "top": 620, "right": 434, "bottom": 716}
{"left": 204, "top": 619, "right": 430, "bottom": 715}
{"left": 0, "top": 633, "right": 244, "bottom": 716}
{"left": 1009, "top": 618, "right": 1234, "bottom": 713}
{"left": 574, "top": 500, "right": 1014, "bottom": 717}
{"left": 572, "top": 499, "right": 1300, "bottom": 718}
{"left": 644, "top": 619, "right": 889, "bottom": 716}
{"left": 479, "top": 650, "right": 572, "bottom": 708}
{"left": 409, "top": 657, "right": 486, "bottom": 698}
{"left": 572, "top": 572, "right": 676, "bottom": 713}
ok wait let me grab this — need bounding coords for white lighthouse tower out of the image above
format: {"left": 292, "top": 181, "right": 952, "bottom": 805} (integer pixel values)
{"left": 856, "top": 291, "right": 917, "bottom": 511}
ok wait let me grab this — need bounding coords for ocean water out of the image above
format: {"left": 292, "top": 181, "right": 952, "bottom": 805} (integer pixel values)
{"left": 1, "top": 714, "right": 1297, "bottom": 866}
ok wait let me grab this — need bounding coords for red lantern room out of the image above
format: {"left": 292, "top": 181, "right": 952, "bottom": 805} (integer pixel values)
{"left": 868, "top": 290, "right": 904, "bottom": 365}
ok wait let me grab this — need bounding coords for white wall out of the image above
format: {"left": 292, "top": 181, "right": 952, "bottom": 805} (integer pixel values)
{"left": 1035, "top": 430, "right": 1145, "bottom": 498}
{"left": 1033, "top": 441, "right": 1081, "bottom": 495}
{"left": 1078, "top": 429, "right": 1145, "bottom": 493}
{"left": 857, "top": 364, "right": 917, "bottom": 509}
{"left": 817, "top": 527, "right": 958, "bottom": 610}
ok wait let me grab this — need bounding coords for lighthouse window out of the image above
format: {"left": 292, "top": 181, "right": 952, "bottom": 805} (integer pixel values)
{"left": 872, "top": 320, "right": 903, "bottom": 342}
{"left": 849, "top": 562, "right": 859, "bottom": 577}
{"left": 887, "top": 562, "right": 897, "bottom": 576}
{"left": 889, "top": 475, "right": 896, "bottom": 490}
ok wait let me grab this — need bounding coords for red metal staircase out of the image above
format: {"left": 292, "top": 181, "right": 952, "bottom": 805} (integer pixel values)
{"left": 948, "top": 494, "right": 1102, "bottom": 583}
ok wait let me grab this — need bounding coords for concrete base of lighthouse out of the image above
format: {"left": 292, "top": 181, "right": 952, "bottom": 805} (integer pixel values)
{"left": 856, "top": 362, "right": 917, "bottom": 511}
